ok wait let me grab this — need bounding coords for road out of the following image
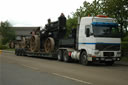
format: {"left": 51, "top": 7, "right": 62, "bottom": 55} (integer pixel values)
{"left": 0, "top": 52, "right": 128, "bottom": 85}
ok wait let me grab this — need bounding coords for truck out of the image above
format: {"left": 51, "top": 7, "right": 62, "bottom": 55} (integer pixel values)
{"left": 15, "top": 14, "right": 121, "bottom": 66}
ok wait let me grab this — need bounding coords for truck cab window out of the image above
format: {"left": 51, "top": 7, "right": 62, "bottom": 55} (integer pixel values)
{"left": 85, "top": 25, "right": 90, "bottom": 37}
{"left": 93, "top": 26, "right": 120, "bottom": 38}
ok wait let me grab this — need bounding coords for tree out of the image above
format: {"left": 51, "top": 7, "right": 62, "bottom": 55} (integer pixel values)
{"left": 101, "top": 0, "right": 128, "bottom": 33}
{"left": 66, "top": 0, "right": 103, "bottom": 35}
{"left": 66, "top": 16, "right": 77, "bottom": 36}
{"left": 74, "top": 0, "right": 103, "bottom": 18}
{"left": 66, "top": 0, "right": 128, "bottom": 38}
{"left": 0, "top": 21, "right": 16, "bottom": 45}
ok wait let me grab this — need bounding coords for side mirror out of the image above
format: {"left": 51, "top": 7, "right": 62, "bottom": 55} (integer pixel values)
{"left": 86, "top": 28, "right": 90, "bottom": 37}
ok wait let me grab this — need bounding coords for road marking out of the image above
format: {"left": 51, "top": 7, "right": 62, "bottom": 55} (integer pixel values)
{"left": 52, "top": 73, "right": 92, "bottom": 85}
{"left": 21, "top": 64, "right": 38, "bottom": 70}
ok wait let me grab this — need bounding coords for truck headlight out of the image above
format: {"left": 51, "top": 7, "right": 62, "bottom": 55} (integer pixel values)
{"left": 96, "top": 58, "right": 99, "bottom": 60}
{"left": 117, "top": 58, "right": 120, "bottom": 61}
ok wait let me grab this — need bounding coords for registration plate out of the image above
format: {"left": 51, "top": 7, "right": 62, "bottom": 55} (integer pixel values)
{"left": 105, "top": 59, "right": 112, "bottom": 61}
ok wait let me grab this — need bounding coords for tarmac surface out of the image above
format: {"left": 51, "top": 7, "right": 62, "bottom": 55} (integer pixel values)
{"left": 0, "top": 51, "right": 128, "bottom": 85}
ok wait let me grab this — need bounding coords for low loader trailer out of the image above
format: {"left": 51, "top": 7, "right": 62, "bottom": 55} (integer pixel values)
{"left": 15, "top": 15, "right": 121, "bottom": 66}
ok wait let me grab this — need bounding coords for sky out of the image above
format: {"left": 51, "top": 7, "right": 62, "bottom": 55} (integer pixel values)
{"left": 0, "top": 0, "right": 93, "bottom": 27}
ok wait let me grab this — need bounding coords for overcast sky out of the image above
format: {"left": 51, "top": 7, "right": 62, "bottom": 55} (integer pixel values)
{"left": 0, "top": 0, "right": 93, "bottom": 27}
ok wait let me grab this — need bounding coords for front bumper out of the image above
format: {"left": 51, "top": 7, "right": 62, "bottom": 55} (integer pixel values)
{"left": 92, "top": 57, "right": 121, "bottom": 62}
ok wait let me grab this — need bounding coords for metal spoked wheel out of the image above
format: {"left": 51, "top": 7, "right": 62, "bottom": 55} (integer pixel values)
{"left": 30, "top": 35, "right": 40, "bottom": 52}
{"left": 44, "top": 37, "right": 55, "bottom": 53}
{"left": 20, "top": 37, "right": 26, "bottom": 49}
{"left": 9, "top": 41, "right": 15, "bottom": 49}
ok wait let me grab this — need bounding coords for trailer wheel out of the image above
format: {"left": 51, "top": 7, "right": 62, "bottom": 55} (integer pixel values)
{"left": 63, "top": 50, "right": 71, "bottom": 62}
{"left": 44, "top": 37, "right": 55, "bottom": 53}
{"left": 80, "top": 51, "right": 91, "bottom": 66}
{"left": 57, "top": 50, "right": 63, "bottom": 61}
{"left": 17, "top": 49, "right": 20, "bottom": 56}
{"left": 20, "top": 49, "right": 24, "bottom": 56}
{"left": 22, "top": 49, "right": 26, "bottom": 56}
{"left": 19, "top": 49, "right": 22, "bottom": 56}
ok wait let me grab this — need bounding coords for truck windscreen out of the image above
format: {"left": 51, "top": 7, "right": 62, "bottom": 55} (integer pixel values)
{"left": 93, "top": 26, "right": 121, "bottom": 38}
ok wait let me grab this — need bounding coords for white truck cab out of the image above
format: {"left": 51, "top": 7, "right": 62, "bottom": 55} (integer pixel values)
{"left": 71, "top": 15, "right": 121, "bottom": 65}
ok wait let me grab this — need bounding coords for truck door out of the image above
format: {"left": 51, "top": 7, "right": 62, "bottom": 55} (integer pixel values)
{"left": 78, "top": 25, "right": 94, "bottom": 52}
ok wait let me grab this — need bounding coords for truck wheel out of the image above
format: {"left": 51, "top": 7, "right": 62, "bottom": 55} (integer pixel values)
{"left": 57, "top": 50, "right": 63, "bottom": 61}
{"left": 105, "top": 61, "right": 114, "bottom": 66}
{"left": 63, "top": 50, "right": 71, "bottom": 62}
{"left": 80, "top": 51, "right": 90, "bottom": 66}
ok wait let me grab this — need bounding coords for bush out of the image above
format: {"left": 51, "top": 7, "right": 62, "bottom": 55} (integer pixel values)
{"left": 121, "top": 42, "right": 128, "bottom": 57}
{"left": 0, "top": 44, "right": 8, "bottom": 49}
{"left": 121, "top": 33, "right": 128, "bottom": 57}
{"left": 123, "top": 35, "right": 128, "bottom": 41}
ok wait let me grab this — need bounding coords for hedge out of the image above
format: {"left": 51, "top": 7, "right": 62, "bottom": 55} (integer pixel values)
{"left": 121, "top": 42, "right": 128, "bottom": 57}
{"left": 0, "top": 44, "right": 8, "bottom": 49}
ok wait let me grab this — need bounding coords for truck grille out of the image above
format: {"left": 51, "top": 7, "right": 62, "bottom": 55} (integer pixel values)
{"left": 104, "top": 52, "right": 114, "bottom": 57}
{"left": 96, "top": 44, "right": 120, "bottom": 51}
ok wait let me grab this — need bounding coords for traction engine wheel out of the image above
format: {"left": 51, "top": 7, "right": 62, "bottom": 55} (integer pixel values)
{"left": 30, "top": 35, "right": 40, "bottom": 52}
{"left": 20, "top": 37, "right": 26, "bottom": 48}
{"left": 9, "top": 41, "right": 15, "bottom": 48}
{"left": 44, "top": 37, "right": 55, "bottom": 53}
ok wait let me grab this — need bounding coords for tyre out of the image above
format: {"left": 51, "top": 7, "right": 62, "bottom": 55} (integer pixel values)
{"left": 80, "top": 51, "right": 91, "bottom": 66}
{"left": 17, "top": 49, "right": 20, "bottom": 56}
{"left": 22, "top": 49, "right": 26, "bottom": 56}
{"left": 63, "top": 50, "right": 71, "bottom": 62}
{"left": 19, "top": 49, "right": 23, "bottom": 56}
{"left": 57, "top": 50, "right": 63, "bottom": 61}
{"left": 105, "top": 61, "right": 114, "bottom": 66}
{"left": 20, "top": 49, "right": 24, "bottom": 56}
{"left": 19, "top": 49, "right": 22, "bottom": 56}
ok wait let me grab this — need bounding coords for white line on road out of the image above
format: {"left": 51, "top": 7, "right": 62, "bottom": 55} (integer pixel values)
{"left": 21, "top": 64, "right": 92, "bottom": 85}
{"left": 52, "top": 73, "right": 92, "bottom": 85}
{"left": 21, "top": 64, "right": 38, "bottom": 70}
